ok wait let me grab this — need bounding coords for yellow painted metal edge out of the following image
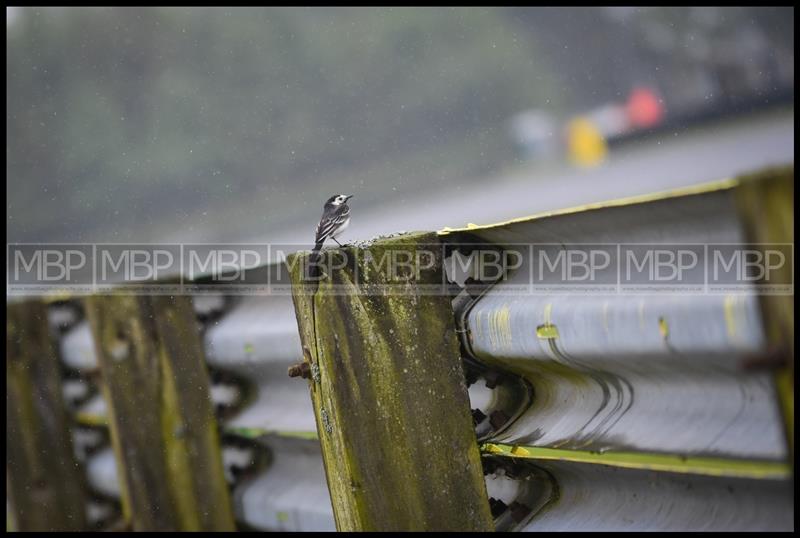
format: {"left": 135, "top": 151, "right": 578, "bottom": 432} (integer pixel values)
{"left": 74, "top": 411, "right": 109, "bottom": 427}
{"left": 437, "top": 176, "right": 741, "bottom": 236}
{"left": 72, "top": 415, "right": 320, "bottom": 442}
{"left": 222, "top": 426, "right": 319, "bottom": 441}
{"left": 481, "top": 443, "right": 791, "bottom": 480}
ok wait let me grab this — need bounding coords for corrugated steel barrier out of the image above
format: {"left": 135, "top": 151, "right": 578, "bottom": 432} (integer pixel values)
{"left": 6, "top": 165, "right": 793, "bottom": 531}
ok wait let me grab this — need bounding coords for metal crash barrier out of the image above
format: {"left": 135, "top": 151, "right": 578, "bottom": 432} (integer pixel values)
{"left": 440, "top": 167, "right": 794, "bottom": 530}
{"left": 6, "top": 166, "right": 793, "bottom": 531}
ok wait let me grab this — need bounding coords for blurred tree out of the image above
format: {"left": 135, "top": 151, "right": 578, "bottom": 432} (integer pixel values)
{"left": 7, "top": 7, "right": 564, "bottom": 242}
{"left": 7, "top": 7, "right": 791, "bottom": 243}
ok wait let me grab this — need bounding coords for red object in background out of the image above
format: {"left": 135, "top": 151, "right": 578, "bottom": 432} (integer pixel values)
{"left": 626, "top": 87, "right": 664, "bottom": 129}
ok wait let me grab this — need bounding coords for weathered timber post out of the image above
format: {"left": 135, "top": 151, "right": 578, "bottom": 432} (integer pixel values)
{"left": 288, "top": 231, "right": 494, "bottom": 532}
{"left": 734, "top": 167, "right": 794, "bottom": 459}
{"left": 84, "top": 295, "right": 235, "bottom": 531}
{"left": 7, "top": 300, "right": 88, "bottom": 531}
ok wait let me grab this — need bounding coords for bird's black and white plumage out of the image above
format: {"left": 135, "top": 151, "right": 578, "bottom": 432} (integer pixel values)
{"left": 314, "top": 194, "right": 352, "bottom": 249}
{"left": 308, "top": 194, "right": 353, "bottom": 279}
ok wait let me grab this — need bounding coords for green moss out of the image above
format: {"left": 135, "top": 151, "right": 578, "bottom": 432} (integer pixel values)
{"left": 289, "top": 232, "right": 494, "bottom": 531}
{"left": 84, "top": 295, "right": 235, "bottom": 531}
{"left": 733, "top": 166, "right": 794, "bottom": 461}
{"left": 6, "top": 301, "right": 88, "bottom": 531}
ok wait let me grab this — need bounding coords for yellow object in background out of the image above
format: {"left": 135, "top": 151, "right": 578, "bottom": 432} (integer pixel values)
{"left": 567, "top": 117, "right": 608, "bottom": 167}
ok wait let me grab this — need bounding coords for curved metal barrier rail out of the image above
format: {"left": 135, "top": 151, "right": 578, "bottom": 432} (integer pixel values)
{"left": 441, "top": 168, "right": 793, "bottom": 530}
{"left": 7, "top": 166, "right": 793, "bottom": 531}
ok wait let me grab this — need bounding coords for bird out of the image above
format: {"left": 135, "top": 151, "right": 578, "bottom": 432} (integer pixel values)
{"left": 307, "top": 194, "right": 353, "bottom": 279}
{"left": 315, "top": 194, "right": 353, "bottom": 248}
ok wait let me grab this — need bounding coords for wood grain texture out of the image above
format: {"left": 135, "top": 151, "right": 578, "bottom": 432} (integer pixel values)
{"left": 84, "top": 295, "right": 235, "bottom": 531}
{"left": 734, "top": 167, "right": 794, "bottom": 458}
{"left": 7, "top": 300, "right": 88, "bottom": 531}
{"left": 289, "top": 232, "right": 493, "bottom": 532}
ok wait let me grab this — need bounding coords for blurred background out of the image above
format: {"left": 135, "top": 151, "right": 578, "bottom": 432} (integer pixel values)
{"left": 6, "top": 6, "right": 794, "bottom": 246}
{"left": 5, "top": 8, "right": 795, "bottom": 532}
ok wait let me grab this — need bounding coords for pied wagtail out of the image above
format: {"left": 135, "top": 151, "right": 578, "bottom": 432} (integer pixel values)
{"left": 308, "top": 194, "right": 353, "bottom": 279}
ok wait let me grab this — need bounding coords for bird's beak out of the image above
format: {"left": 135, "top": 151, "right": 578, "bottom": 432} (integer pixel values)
{"left": 345, "top": 194, "right": 354, "bottom": 201}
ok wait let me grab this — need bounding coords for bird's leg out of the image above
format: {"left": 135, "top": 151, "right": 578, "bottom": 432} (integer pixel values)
{"left": 332, "top": 237, "right": 343, "bottom": 247}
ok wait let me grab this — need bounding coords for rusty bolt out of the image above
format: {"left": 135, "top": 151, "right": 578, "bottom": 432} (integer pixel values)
{"left": 288, "top": 361, "right": 311, "bottom": 379}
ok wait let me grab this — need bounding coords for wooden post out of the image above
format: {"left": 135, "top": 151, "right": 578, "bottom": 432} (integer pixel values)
{"left": 734, "top": 167, "right": 794, "bottom": 459}
{"left": 84, "top": 295, "right": 235, "bottom": 531}
{"left": 7, "top": 300, "right": 88, "bottom": 531}
{"left": 289, "top": 232, "right": 494, "bottom": 532}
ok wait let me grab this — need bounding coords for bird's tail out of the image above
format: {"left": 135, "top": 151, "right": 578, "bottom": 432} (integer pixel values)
{"left": 306, "top": 241, "right": 325, "bottom": 281}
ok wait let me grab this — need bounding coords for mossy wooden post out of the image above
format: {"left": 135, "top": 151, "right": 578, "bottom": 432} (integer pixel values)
{"left": 84, "top": 295, "right": 235, "bottom": 531}
{"left": 734, "top": 167, "right": 794, "bottom": 459}
{"left": 6, "top": 300, "right": 88, "bottom": 531}
{"left": 288, "top": 232, "right": 494, "bottom": 532}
